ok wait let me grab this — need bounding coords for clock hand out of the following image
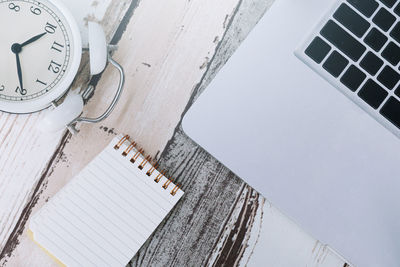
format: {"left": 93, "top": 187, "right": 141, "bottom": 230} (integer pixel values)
{"left": 11, "top": 43, "right": 24, "bottom": 92}
{"left": 9, "top": 32, "right": 47, "bottom": 55}
{"left": 9, "top": 33, "right": 46, "bottom": 94}
{"left": 15, "top": 53, "right": 24, "bottom": 91}
{"left": 20, "top": 32, "right": 47, "bottom": 48}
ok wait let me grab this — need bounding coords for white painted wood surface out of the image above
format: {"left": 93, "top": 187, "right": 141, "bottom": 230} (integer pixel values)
{"left": 0, "top": 0, "right": 350, "bottom": 266}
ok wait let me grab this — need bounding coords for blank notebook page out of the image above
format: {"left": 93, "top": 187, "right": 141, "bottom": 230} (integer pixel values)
{"left": 29, "top": 136, "right": 184, "bottom": 267}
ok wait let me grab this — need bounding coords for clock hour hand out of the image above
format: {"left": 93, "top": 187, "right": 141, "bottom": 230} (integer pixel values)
{"left": 10, "top": 32, "right": 47, "bottom": 54}
{"left": 20, "top": 32, "right": 47, "bottom": 48}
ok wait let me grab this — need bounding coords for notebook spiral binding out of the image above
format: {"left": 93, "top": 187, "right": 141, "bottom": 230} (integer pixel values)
{"left": 114, "top": 135, "right": 182, "bottom": 196}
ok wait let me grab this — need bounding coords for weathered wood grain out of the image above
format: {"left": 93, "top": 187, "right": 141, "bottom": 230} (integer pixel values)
{"left": 131, "top": 128, "right": 245, "bottom": 266}
{"left": 2, "top": 0, "right": 246, "bottom": 265}
{"left": 0, "top": 0, "right": 132, "bottom": 263}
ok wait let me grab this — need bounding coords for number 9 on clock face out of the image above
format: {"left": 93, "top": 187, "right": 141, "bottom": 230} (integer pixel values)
{"left": 0, "top": 0, "right": 82, "bottom": 114}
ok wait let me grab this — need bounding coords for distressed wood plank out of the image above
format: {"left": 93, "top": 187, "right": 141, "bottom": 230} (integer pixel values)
{"left": 130, "top": 127, "right": 245, "bottom": 267}
{"left": 0, "top": 0, "right": 131, "bottom": 263}
{"left": 2, "top": 0, "right": 243, "bottom": 265}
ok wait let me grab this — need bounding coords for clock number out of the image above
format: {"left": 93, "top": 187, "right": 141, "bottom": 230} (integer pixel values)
{"left": 30, "top": 6, "right": 41, "bottom": 15}
{"left": 16, "top": 86, "right": 27, "bottom": 96}
{"left": 8, "top": 3, "right": 20, "bottom": 12}
{"left": 51, "top": 41, "right": 64, "bottom": 53}
{"left": 45, "top": 22, "right": 57, "bottom": 34}
{"left": 48, "top": 60, "right": 62, "bottom": 74}
{"left": 36, "top": 79, "right": 47, "bottom": 86}
{"left": 0, "top": 85, "right": 4, "bottom": 92}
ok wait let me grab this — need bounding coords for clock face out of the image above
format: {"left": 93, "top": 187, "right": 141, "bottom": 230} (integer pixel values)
{"left": 0, "top": 0, "right": 81, "bottom": 113}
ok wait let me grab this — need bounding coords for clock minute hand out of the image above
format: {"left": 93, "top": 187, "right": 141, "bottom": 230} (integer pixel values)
{"left": 21, "top": 32, "right": 47, "bottom": 48}
{"left": 15, "top": 53, "right": 24, "bottom": 91}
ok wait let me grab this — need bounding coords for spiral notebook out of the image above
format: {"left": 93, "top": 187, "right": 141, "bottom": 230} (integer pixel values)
{"left": 28, "top": 135, "right": 184, "bottom": 267}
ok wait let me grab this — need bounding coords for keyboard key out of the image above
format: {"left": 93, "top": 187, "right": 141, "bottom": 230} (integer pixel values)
{"left": 334, "top": 4, "right": 370, "bottom": 38}
{"left": 373, "top": 8, "right": 396, "bottom": 32}
{"left": 364, "top": 28, "right": 388, "bottom": 51}
{"left": 305, "top": 37, "right": 331, "bottom": 63}
{"left": 360, "top": 52, "right": 384, "bottom": 75}
{"left": 390, "top": 22, "right": 400, "bottom": 44}
{"left": 396, "top": 85, "right": 400, "bottom": 97}
{"left": 358, "top": 79, "right": 388, "bottom": 109}
{"left": 377, "top": 66, "right": 400, "bottom": 89}
{"left": 382, "top": 42, "right": 400, "bottom": 66}
{"left": 378, "top": 0, "right": 397, "bottom": 8}
{"left": 340, "top": 65, "right": 367, "bottom": 91}
{"left": 380, "top": 97, "right": 400, "bottom": 129}
{"left": 323, "top": 51, "right": 349, "bottom": 77}
{"left": 395, "top": 3, "right": 400, "bottom": 16}
{"left": 320, "top": 20, "right": 366, "bottom": 61}
{"left": 347, "top": 0, "right": 379, "bottom": 18}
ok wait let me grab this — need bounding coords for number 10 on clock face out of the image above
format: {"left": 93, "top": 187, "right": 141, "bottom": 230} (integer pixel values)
{"left": 0, "top": 0, "right": 82, "bottom": 114}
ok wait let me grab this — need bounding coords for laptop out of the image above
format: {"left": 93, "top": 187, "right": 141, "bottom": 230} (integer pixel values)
{"left": 182, "top": 0, "right": 400, "bottom": 266}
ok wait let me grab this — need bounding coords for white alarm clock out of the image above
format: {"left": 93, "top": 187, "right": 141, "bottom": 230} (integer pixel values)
{"left": 0, "top": 0, "right": 125, "bottom": 133}
{"left": 0, "top": 0, "right": 82, "bottom": 114}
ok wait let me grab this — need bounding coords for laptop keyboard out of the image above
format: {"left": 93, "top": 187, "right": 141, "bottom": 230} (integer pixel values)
{"left": 299, "top": 0, "right": 400, "bottom": 134}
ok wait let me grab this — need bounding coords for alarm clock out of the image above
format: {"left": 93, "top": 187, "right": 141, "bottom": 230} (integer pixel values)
{"left": 0, "top": 0, "right": 83, "bottom": 114}
{"left": 0, "top": 0, "right": 125, "bottom": 134}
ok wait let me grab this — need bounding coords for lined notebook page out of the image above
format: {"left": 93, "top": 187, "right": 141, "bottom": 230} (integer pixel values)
{"left": 29, "top": 136, "right": 184, "bottom": 267}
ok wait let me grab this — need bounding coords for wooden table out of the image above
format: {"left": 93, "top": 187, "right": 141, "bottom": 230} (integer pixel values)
{"left": 0, "top": 0, "right": 350, "bottom": 266}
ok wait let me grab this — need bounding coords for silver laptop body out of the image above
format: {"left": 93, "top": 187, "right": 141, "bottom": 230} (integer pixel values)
{"left": 183, "top": 0, "right": 400, "bottom": 266}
